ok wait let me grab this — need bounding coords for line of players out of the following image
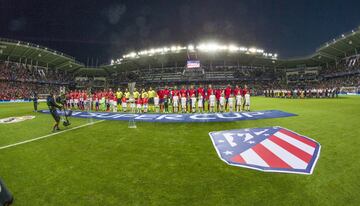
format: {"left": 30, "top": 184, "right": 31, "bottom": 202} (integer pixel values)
{"left": 264, "top": 88, "right": 339, "bottom": 98}
{"left": 64, "top": 84, "right": 251, "bottom": 113}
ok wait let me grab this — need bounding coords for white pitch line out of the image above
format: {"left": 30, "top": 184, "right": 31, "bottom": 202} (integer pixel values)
{"left": 0, "top": 120, "right": 105, "bottom": 151}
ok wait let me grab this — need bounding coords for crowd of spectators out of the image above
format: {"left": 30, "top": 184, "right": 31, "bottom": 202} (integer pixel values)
{"left": 321, "top": 54, "right": 360, "bottom": 74}
{"left": 0, "top": 61, "right": 73, "bottom": 83}
{"left": 321, "top": 75, "right": 360, "bottom": 87}
{"left": 0, "top": 81, "right": 59, "bottom": 100}
{"left": 0, "top": 61, "right": 74, "bottom": 100}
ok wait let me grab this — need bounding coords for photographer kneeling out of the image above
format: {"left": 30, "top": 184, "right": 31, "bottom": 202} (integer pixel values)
{"left": 47, "top": 92, "right": 63, "bottom": 132}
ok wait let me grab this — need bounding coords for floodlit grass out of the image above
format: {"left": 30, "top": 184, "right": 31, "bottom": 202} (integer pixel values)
{"left": 0, "top": 96, "right": 359, "bottom": 205}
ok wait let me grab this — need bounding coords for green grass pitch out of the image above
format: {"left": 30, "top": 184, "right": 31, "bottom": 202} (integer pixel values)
{"left": 0, "top": 96, "right": 359, "bottom": 205}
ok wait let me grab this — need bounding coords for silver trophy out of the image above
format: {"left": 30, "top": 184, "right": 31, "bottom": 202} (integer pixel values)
{"left": 128, "top": 82, "right": 136, "bottom": 100}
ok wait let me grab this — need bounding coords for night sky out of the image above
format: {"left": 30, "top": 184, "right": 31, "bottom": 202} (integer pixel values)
{"left": 1, "top": 0, "right": 360, "bottom": 65}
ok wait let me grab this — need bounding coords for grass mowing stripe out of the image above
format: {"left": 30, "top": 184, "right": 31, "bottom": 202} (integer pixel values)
{"left": 0, "top": 120, "right": 105, "bottom": 150}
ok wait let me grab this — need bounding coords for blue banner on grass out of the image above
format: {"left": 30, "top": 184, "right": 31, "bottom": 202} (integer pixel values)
{"left": 39, "top": 110, "right": 296, "bottom": 123}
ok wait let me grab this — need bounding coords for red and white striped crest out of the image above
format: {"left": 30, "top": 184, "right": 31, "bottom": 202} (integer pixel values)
{"left": 210, "top": 127, "right": 321, "bottom": 174}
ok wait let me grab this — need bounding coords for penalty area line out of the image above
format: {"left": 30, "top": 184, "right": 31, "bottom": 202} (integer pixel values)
{"left": 0, "top": 120, "right": 105, "bottom": 151}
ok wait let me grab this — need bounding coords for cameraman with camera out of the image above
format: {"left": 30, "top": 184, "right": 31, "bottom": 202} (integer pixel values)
{"left": 46, "top": 92, "right": 63, "bottom": 132}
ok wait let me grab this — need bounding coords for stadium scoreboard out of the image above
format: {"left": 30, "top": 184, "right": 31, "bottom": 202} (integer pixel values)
{"left": 187, "top": 60, "right": 200, "bottom": 69}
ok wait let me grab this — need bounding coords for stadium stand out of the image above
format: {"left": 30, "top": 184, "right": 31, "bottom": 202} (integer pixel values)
{"left": 0, "top": 61, "right": 74, "bottom": 100}
{"left": 1, "top": 27, "right": 360, "bottom": 100}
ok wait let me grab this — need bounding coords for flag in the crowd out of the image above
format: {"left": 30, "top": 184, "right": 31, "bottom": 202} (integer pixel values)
{"left": 209, "top": 127, "right": 321, "bottom": 175}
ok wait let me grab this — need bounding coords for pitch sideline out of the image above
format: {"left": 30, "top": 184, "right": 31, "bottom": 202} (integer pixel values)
{"left": 0, "top": 120, "right": 105, "bottom": 151}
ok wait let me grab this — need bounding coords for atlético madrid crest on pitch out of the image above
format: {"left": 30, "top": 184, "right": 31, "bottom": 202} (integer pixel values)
{"left": 209, "top": 127, "right": 321, "bottom": 175}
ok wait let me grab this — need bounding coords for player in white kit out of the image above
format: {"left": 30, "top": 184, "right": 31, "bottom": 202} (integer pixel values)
{"left": 191, "top": 94, "right": 197, "bottom": 113}
{"left": 209, "top": 92, "right": 216, "bottom": 113}
{"left": 172, "top": 95, "right": 179, "bottom": 113}
{"left": 197, "top": 95, "right": 203, "bottom": 113}
{"left": 228, "top": 94, "right": 234, "bottom": 112}
{"left": 154, "top": 95, "right": 160, "bottom": 113}
{"left": 109, "top": 98, "right": 114, "bottom": 112}
{"left": 181, "top": 94, "right": 187, "bottom": 113}
{"left": 236, "top": 93, "right": 242, "bottom": 112}
{"left": 245, "top": 93, "right": 251, "bottom": 111}
{"left": 219, "top": 94, "right": 225, "bottom": 112}
{"left": 130, "top": 98, "right": 135, "bottom": 113}
{"left": 74, "top": 98, "right": 79, "bottom": 110}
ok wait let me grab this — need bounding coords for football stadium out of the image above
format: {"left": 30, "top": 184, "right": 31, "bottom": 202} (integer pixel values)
{"left": 1, "top": 1, "right": 360, "bottom": 205}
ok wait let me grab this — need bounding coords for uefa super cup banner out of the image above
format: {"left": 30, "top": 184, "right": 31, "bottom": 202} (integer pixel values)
{"left": 39, "top": 110, "right": 296, "bottom": 123}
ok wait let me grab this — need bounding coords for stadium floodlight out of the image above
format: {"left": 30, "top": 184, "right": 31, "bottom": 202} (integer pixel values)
{"left": 197, "top": 42, "right": 222, "bottom": 52}
{"left": 219, "top": 45, "right": 227, "bottom": 50}
{"left": 149, "top": 49, "right": 156, "bottom": 55}
{"left": 249, "top": 48, "right": 257, "bottom": 53}
{"left": 187, "top": 44, "right": 195, "bottom": 51}
{"left": 155, "top": 48, "right": 163, "bottom": 53}
{"left": 176, "top": 46, "right": 185, "bottom": 51}
{"left": 228, "top": 45, "right": 239, "bottom": 52}
{"left": 129, "top": 52, "right": 136, "bottom": 58}
{"left": 170, "top": 46, "right": 177, "bottom": 52}
{"left": 139, "top": 50, "right": 148, "bottom": 55}
{"left": 123, "top": 52, "right": 137, "bottom": 58}
{"left": 163, "top": 47, "right": 170, "bottom": 52}
{"left": 118, "top": 41, "right": 272, "bottom": 60}
{"left": 239, "top": 47, "right": 248, "bottom": 51}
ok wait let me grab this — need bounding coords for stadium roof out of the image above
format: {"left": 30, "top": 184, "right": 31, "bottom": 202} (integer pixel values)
{"left": 102, "top": 26, "right": 360, "bottom": 71}
{"left": 281, "top": 26, "right": 360, "bottom": 68}
{"left": 103, "top": 51, "right": 279, "bottom": 72}
{"left": 316, "top": 26, "right": 360, "bottom": 61}
{"left": 0, "top": 38, "right": 84, "bottom": 71}
{"left": 1, "top": 26, "right": 360, "bottom": 75}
